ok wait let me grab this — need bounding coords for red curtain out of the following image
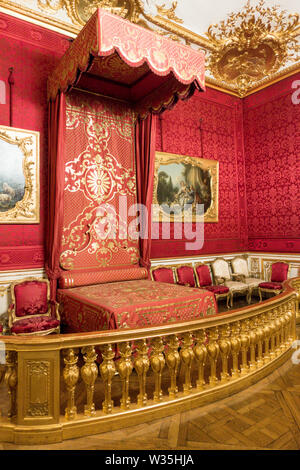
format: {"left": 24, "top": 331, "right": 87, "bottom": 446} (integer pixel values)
{"left": 135, "top": 114, "right": 156, "bottom": 271}
{"left": 45, "top": 93, "right": 66, "bottom": 300}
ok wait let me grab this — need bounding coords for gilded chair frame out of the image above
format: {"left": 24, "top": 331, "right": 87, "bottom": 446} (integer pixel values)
{"left": 211, "top": 258, "right": 250, "bottom": 307}
{"left": 8, "top": 277, "right": 60, "bottom": 336}
{"left": 150, "top": 265, "right": 176, "bottom": 283}
{"left": 174, "top": 263, "right": 197, "bottom": 287}
{"left": 194, "top": 262, "right": 231, "bottom": 309}
{"left": 231, "top": 255, "right": 264, "bottom": 303}
{"left": 258, "top": 261, "right": 291, "bottom": 302}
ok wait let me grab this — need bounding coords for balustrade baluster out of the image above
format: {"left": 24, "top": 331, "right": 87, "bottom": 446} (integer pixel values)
{"left": 81, "top": 346, "right": 98, "bottom": 417}
{"left": 165, "top": 335, "right": 180, "bottom": 399}
{"left": 180, "top": 332, "right": 194, "bottom": 394}
{"left": 4, "top": 351, "right": 17, "bottom": 418}
{"left": 207, "top": 327, "right": 219, "bottom": 387}
{"left": 263, "top": 313, "right": 271, "bottom": 364}
{"left": 240, "top": 319, "right": 250, "bottom": 376}
{"left": 274, "top": 308, "right": 281, "bottom": 356}
{"left": 99, "top": 343, "right": 116, "bottom": 414}
{"left": 249, "top": 317, "right": 258, "bottom": 370}
{"left": 230, "top": 322, "right": 241, "bottom": 379}
{"left": 63, "top": 348, "right": 79, "bottom": 420}
{"left": 279, "top": 306, "right": 286, "bottom": 352}
{"left": 116, "top": 342, "right": 133, "bottom": 410}
{"left": 134, "top": 339, "right": 150, "bottom": 407}
{"left": 150, "top": 337, "right": 165, "bottom": 402}
{"left": 269, "top": 310, "right": 277, "bottom": 360}
{"left": 218, "top": 325, "right": 231, "bottom": 383}
{"left": 256, "top": 316, "right": 264, "bottom": 367}
{"left": 193, "top": 329, "right": 207, "bottom": 390}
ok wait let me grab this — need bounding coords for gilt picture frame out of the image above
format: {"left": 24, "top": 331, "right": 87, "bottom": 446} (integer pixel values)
{"left": 152, "top": 151, "right": 219, "bottom": 223}
{"left": 0, "top": 125, "right": 40, "bottom": 224}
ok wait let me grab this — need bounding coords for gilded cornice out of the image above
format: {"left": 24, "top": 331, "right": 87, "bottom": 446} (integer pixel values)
{"left": 0, "top": 0, "right": 299, "bottom": 97}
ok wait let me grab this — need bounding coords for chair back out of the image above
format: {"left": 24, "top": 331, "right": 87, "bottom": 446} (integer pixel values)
{"left": 175, "top": 265, "right": 196, "bottom": 287}
{"left": 271, "top": 262, "right": 289, "bottom": 283}
{"left": 150, "top": 265, "right": 175, "bottom": 284}
{"left": 194, "top": 263, "right": 213, "bottom": 287}
{"left": 11, "top": 278, "right": 50, "bottom": 322}
{"left": 231, "top": 256, "right": 249, "bottom": 277}
{"left": 211, "top": 259, "right": 231, "bottom": 281}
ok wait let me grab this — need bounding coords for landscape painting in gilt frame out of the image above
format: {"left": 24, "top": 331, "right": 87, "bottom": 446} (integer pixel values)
{"left": 0, "top": 126, "right": 40, "bottom": 224}
{"left": 153, "top": 152, "right": 219, "bottom": 222}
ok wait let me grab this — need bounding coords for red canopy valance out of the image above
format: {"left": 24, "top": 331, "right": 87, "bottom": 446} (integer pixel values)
{"left": 47, "top": 8, "right": 205, "bottom": 117}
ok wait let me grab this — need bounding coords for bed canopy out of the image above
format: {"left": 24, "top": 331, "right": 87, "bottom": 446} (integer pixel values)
{"left": 46, "top": 8, "right": 206, "bottom": 298}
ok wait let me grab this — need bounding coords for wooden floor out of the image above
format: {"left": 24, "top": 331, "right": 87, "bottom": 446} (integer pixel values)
{"left": 2, "top": 325, "right": 300, "bottom": 451}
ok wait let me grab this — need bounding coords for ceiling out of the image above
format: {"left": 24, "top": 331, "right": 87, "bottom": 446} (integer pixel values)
{"left": 0, "top": 0, "right": 299, "bottom": 96}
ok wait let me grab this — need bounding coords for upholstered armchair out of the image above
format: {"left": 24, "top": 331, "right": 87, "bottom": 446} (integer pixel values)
{"left": 231, "top": 255, "right": 264, "bottom": 303}
{"left": 211, "top": 258, "right": 250, "bottom": 307}
{"left": 8, "top": 277, "right": 60, "bottom": 335}
{"left": 258, "top": 262, "right": 289, "bottom": 302}
{"left": 175, "top": 264, "right": 197, "bottom": 288}
{"left": 150, "top": 265, "right": 176, "bottom": 284}
{"left": 194, "top": 262, "right": 231, "bottom": 308}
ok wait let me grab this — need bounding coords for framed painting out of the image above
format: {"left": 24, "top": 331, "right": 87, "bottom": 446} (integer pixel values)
{"left": 0, "top": 126, "right": 40, "bottom": 224}
{"left": 152, "top": 152, "right": 219, "bottom": 222}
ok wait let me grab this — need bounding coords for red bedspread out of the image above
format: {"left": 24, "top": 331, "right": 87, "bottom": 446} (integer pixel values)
{"left": 57, "top": 279, "right": 218, "bottom": 332}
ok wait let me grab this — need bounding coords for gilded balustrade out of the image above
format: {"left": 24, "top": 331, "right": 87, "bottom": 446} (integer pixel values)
{"left": 0, "top": 278, "right": 298, "bottom": 445}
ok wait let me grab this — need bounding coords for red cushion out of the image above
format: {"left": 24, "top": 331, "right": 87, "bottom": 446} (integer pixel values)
{"left": 259, "top": 282, "right": 282, "bottom": 290}
{"left": 205, "top": 285, "right": 229, "bottom": 294}
{"left": 11, "top": 316, "right": 59, "bottom": 334}
{"left": 176, "top": 266, "right": 196, "bottom": 287}
{"left": 152, "top": 268, "right": 174, "bottom": 284}
{"left": 0, "top": 324, "right": 2, "bottom": 333}
{"left": 195, "top": 265, "right": 212, "bottom": 287}
{"left": 271, "top": 263, "right": 288, "bottom": 283}
{"left": 14, "top": 281, "right": 48, "bottom": 317}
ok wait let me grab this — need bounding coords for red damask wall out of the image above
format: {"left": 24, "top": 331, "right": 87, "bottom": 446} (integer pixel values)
{"left": 151, "top": 87, "right": 248, "bottom": 258}
{"left": 244, "top": 73, "right": 300, "bottom": 253}
{"left": 0, "top": 13, "right": 69, "bottom": 270}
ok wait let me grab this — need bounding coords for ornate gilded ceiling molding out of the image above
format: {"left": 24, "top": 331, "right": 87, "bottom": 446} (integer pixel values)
{"left": 204, "top": 0, "right": 300, "bottom": 96}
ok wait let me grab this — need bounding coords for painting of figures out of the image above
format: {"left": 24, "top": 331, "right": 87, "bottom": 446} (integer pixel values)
{"left": 153, "top": 152, "right": 218, "bottom": 222}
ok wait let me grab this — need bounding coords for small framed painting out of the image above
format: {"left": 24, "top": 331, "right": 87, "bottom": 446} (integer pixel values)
{"left": 152, "top": 151, "right": 219, "bottom": 222}
{"left": 0, "top": 126, "right": 40, "bottom": 224}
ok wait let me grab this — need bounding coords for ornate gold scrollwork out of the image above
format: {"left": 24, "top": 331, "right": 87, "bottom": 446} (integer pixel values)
{"left": 205, "top": 0, "right": 300, "bottom": 97}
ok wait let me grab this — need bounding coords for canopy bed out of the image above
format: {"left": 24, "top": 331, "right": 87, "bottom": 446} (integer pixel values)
{"left": 46, "top": 8, "right": 219, "bottom": 332}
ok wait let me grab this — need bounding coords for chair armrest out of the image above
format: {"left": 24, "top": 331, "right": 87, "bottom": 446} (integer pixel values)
{"left": 215, "top": 277, "right": 225, "bottom": 285}
{"left": 7, "top": 303, "right": 14, "bottom": 328}
{"left": 232, "top": 273, "right": 246, "bottom": 282}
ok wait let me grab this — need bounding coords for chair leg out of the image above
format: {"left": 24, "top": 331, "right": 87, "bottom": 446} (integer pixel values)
{"left": 226, "top": 293, "right": 230, "bottom": 309}
{"left": 258, "top": 288, "right": 262, "bottom": 302}
{"left": 247, "top": 288, "right": 252, "bottom": 305}
{"left": 230, "top": 291, "right": 234, "bottom": 308}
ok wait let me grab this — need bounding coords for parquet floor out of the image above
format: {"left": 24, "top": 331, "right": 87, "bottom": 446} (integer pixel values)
{"left": 2, "top": 326, "right": 300, "bottom": 451}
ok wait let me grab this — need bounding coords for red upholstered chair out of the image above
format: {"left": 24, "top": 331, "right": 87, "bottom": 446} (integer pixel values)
{"left": 258, "top": 262, "right": 289, "bottom": 302}
{"left": 194, "top": 263, "right": 231, "bottom": 308}
{"left": 150, "top": 265, "right": 176, "bottom": 284}
{"left": 0, "top": 324, "right": 2, "bottom": 334}
{"left": 175, "top": 264, "right": 197, "bottom": 288}
{"left": 8, "top": 278, "right": 60, "bottom": 336}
